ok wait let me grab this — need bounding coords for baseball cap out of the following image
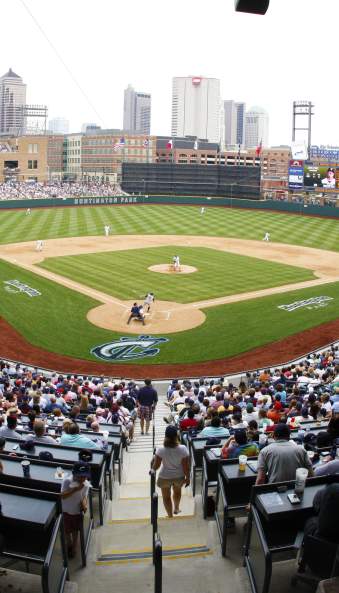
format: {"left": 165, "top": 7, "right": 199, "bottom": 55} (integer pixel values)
{"left": 72, "top": 461, "right": 91, "bottom": 478}
{"left": 165, "top": 425, "right": 178, "bottom": 438}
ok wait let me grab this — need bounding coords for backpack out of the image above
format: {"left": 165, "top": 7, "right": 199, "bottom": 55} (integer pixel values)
{"left": 206, "top": 496, "right": 216, "bottom": 517}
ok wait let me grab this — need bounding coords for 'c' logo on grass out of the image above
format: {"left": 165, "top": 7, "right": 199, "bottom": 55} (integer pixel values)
{"left": 91, "top": 335, "right": 169, "bottom": 361}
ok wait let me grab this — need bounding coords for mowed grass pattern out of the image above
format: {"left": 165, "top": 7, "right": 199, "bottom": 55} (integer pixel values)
{"left": 0, "top": 204, "right": 338, "bottom": 252}
{"left": 0, "top": 258, "right": 338, "bottom": 364}
{"left": 39, "top": 246, "right": 315, "bottom": 303}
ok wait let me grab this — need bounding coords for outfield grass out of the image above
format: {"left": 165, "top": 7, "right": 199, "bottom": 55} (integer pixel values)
{"left": 0, "top": 258, "right": 338, "bottom": 364}
{"left": 38, "top": 246, "right": 315, "bottom": 303}
{"left": 0, "top": 204, "right": 338, "bottom": 252}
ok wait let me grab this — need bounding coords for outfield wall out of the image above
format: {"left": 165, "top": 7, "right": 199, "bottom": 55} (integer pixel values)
{"left": 0, "top": 194, "right": 338, "bottom": 217}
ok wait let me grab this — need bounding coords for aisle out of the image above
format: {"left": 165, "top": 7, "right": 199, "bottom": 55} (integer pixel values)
{"left": 72, "top": 394, "right": 243, "bottom": 593}
{"left": 128, "top": 393, "right": 169, "bottom": 453}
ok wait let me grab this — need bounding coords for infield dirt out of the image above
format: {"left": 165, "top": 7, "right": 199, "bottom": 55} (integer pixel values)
{"left": 0, "top": 234, "right": 339, "bottom": 335}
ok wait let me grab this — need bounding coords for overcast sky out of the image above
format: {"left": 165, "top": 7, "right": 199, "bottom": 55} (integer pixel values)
{"left": 1, "top": 0, "right": 336, "bottom": 146}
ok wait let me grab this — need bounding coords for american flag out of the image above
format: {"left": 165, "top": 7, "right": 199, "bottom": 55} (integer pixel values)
{"left": 113, "top": 137, "right": 125, "bottom": 151}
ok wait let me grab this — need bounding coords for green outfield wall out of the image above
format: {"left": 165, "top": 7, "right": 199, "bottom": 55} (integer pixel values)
{"left": 0, "top": 194, "right": 338, "bottom": 217}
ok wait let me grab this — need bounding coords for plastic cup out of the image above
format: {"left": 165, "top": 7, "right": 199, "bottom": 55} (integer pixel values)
{"left": 294, "top": 467, "right": 308, "bottom": 496}
{"left": 239, "top": 455, "right": 247, "bottom": 471}
{"left": 21, "top": 459, "right": 30, "bottom": 478}
{"left": 56, "top": 466, "right": 63, "bottom": 478}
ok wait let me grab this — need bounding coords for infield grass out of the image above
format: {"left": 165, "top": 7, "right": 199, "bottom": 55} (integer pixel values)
{"left": 0, "top": 204, "right": 338, "bottom": 252}
{"left": 0, "top": 258, "right": 338, "bottom": 364}
{"left": 38, "top": 246, "right": 315, "bottom": 303}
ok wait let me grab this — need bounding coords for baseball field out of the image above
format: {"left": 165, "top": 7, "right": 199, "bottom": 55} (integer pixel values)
{"left": 0, "top": 203, "right": 338, "bottom": 377}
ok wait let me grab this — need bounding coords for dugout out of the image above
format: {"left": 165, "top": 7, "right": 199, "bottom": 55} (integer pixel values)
{"left": 121, "top": 162, "right": 261, "bottom": 199}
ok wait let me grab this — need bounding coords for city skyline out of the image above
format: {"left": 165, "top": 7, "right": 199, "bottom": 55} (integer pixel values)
{"left": 1, "top": 0, "right": 338, "bottom": 146}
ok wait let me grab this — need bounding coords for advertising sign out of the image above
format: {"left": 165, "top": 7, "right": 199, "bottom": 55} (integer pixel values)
{"left": 309, "top": 146, "right": 339, "bottom": 160}
{"left": 288, "top": 159, "right": 304, "bottom": 189}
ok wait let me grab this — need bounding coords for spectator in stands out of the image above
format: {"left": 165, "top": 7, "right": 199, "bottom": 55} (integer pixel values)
{"left": 199, "top": 416, "right": 230, "bottom": 438}
{"left": 152, "top": 425, "right": 190, "bottom": 518}
{"left": 304, "top": 484, "right": 339, "bottom": 543}
{"left": 32, "top": 419, "right": 57, "bottom": 444}
{"left": 256, "top": 424, "right": 314, "bottom": 484}
{"left": 136, "top": 379, "right": 157, "bottom": 436}
{"left": 60, "top": 422, "right": 98, "bottom": 449}
{"left": 0, "top": 415, "right": 22, "bottom": 439}
{"left": 221, "top": 429, "right": 259, "bottom": 459}
{"left": 61, "top": 461, "right": 91, "bottom": 558}
{"left": 179, "top": 409, "right": 199, "bottom": 431}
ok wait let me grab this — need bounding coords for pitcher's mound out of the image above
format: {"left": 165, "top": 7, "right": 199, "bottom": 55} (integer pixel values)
{"left": 149, "top": 264, "right": 197, "bottom": 274}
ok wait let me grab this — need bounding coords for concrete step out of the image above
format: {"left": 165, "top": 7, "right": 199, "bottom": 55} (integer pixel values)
{"left": 110, "top": 492, "right": 195, "bottom": 521}
{"left": 118, "top": 481, "right": 192, "bottom": 500}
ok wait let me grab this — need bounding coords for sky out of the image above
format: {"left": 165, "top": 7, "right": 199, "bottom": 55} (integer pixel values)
{"left": 1, "top": 0, "right": 337, "bottom": 146}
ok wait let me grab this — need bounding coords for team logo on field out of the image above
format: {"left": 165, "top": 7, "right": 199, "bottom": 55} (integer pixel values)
{"left": 3, "top": 279, "right": 41, "bottom": 297}
{"left": 91, "top": 335, "right": 169, "bottom": 360}
{"left": 277, "top": 296, "right": 333, "bottom": 312}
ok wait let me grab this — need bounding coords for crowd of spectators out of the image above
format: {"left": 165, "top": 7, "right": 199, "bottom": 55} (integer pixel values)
{"left": 0, "top": 365, "right": 152, "bottom": 451}
{"left": 0, "top": 181, "right": 128, "bottom": 200}
{"left": 163, "top": 345, "right": 339, "bottom": 471}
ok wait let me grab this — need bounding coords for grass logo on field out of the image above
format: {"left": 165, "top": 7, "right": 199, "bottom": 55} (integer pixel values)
{"left": 278, "top": 296, "right": 333, "bottom": 312}
{"left": 91, "top": 335, "right": 169, "bottom": 361}
{"left": 3, "top": 279, "right": 41, "bottom": 297}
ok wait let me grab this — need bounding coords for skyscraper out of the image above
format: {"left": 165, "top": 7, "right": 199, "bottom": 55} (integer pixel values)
{"left": 223, "top": 100, "right": 237, "bottom": 146}
{"left": 123, "top": 85, "right": 151, "bottom": 135}
{"left": 245, "top": 106, "right": 269, "bottom": 148}
{"left": 48, "top": 117, "right": 69, "bottom": 134}
{"left": 171, "top": 76, "right": 221, "bottom": 143}
{"left": 235, "top": 102, "right": 246, "bottom": 146}
{"left": 0, "top": 68, "right": 26, "bottom": 135}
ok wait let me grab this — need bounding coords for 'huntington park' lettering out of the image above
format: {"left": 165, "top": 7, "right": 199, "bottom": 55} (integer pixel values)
{"left": 278, "top": 296, "right": 333, "bottom": 312}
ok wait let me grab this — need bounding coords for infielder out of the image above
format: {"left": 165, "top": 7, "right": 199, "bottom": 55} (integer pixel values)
{"left": 144, "top": 292, "right": 155, "bottom": 312}
{"left": 104, "top": 224, "right": 110, "bottom": 237}
{"left": 263, "top": 232, "right": 270, "bottom": 242}
{"left": 36, "top": 240, "right": 43, "bottom": 251}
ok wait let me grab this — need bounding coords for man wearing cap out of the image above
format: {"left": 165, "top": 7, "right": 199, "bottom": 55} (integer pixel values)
{"left": 256, "top": 423, "right": 314, "bottom": 485}
{"left": 61, "top": 462, "right": 91, "bottom": 558}
{"left": 137, "top": 379, "right": 158, "bottom": 435}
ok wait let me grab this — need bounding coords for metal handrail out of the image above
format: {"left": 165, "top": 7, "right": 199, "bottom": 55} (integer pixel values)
{"left": 154, "top": 533, "right": 162, "bottom": 593}
{"left": 152, "top": 408, "right": 156, "bottom": 454}
{"left": 152, "top": 492, "right": 158, "bottom": 562}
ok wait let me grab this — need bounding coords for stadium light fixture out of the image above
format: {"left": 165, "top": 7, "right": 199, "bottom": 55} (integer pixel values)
{"left": 235, "top": 0, "right": 270, "bottom": 15}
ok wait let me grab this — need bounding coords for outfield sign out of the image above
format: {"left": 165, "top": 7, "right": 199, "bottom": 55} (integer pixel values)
{"left": 91, "top": 335, "right": 169, "bottom": 361}
{"left": 73, "top": 196, "right": 138, "bottom": 206}
{"left": 3, "top": 279, "right": 41, "bottom": 297}
{"left": 278, "top": 296, "right": 333, "bottom": 312}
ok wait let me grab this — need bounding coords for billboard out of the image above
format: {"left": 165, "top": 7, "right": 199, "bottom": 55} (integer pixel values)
{"left": 291, "top": 143, "right": 308, "bottom": 160}
{"left": 288, "top": 159, "right": 304, "bottom": 189}
{"left": 309, "top": 145, "right": 339, "bottom": 160}
{"left": 304, "top": 163, "right": 339, "bottom": 190}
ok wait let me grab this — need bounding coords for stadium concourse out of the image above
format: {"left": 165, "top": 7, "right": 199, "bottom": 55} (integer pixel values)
{"left": 0, "top": 346, "right": 338, "bottom": 593}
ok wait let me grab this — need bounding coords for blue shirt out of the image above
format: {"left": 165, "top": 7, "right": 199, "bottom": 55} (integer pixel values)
{"left": 60, "top": 433, "right": 98, "bottom": 449}
{"left": 199, "top": 426, "right": 230, "bottom": 438}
